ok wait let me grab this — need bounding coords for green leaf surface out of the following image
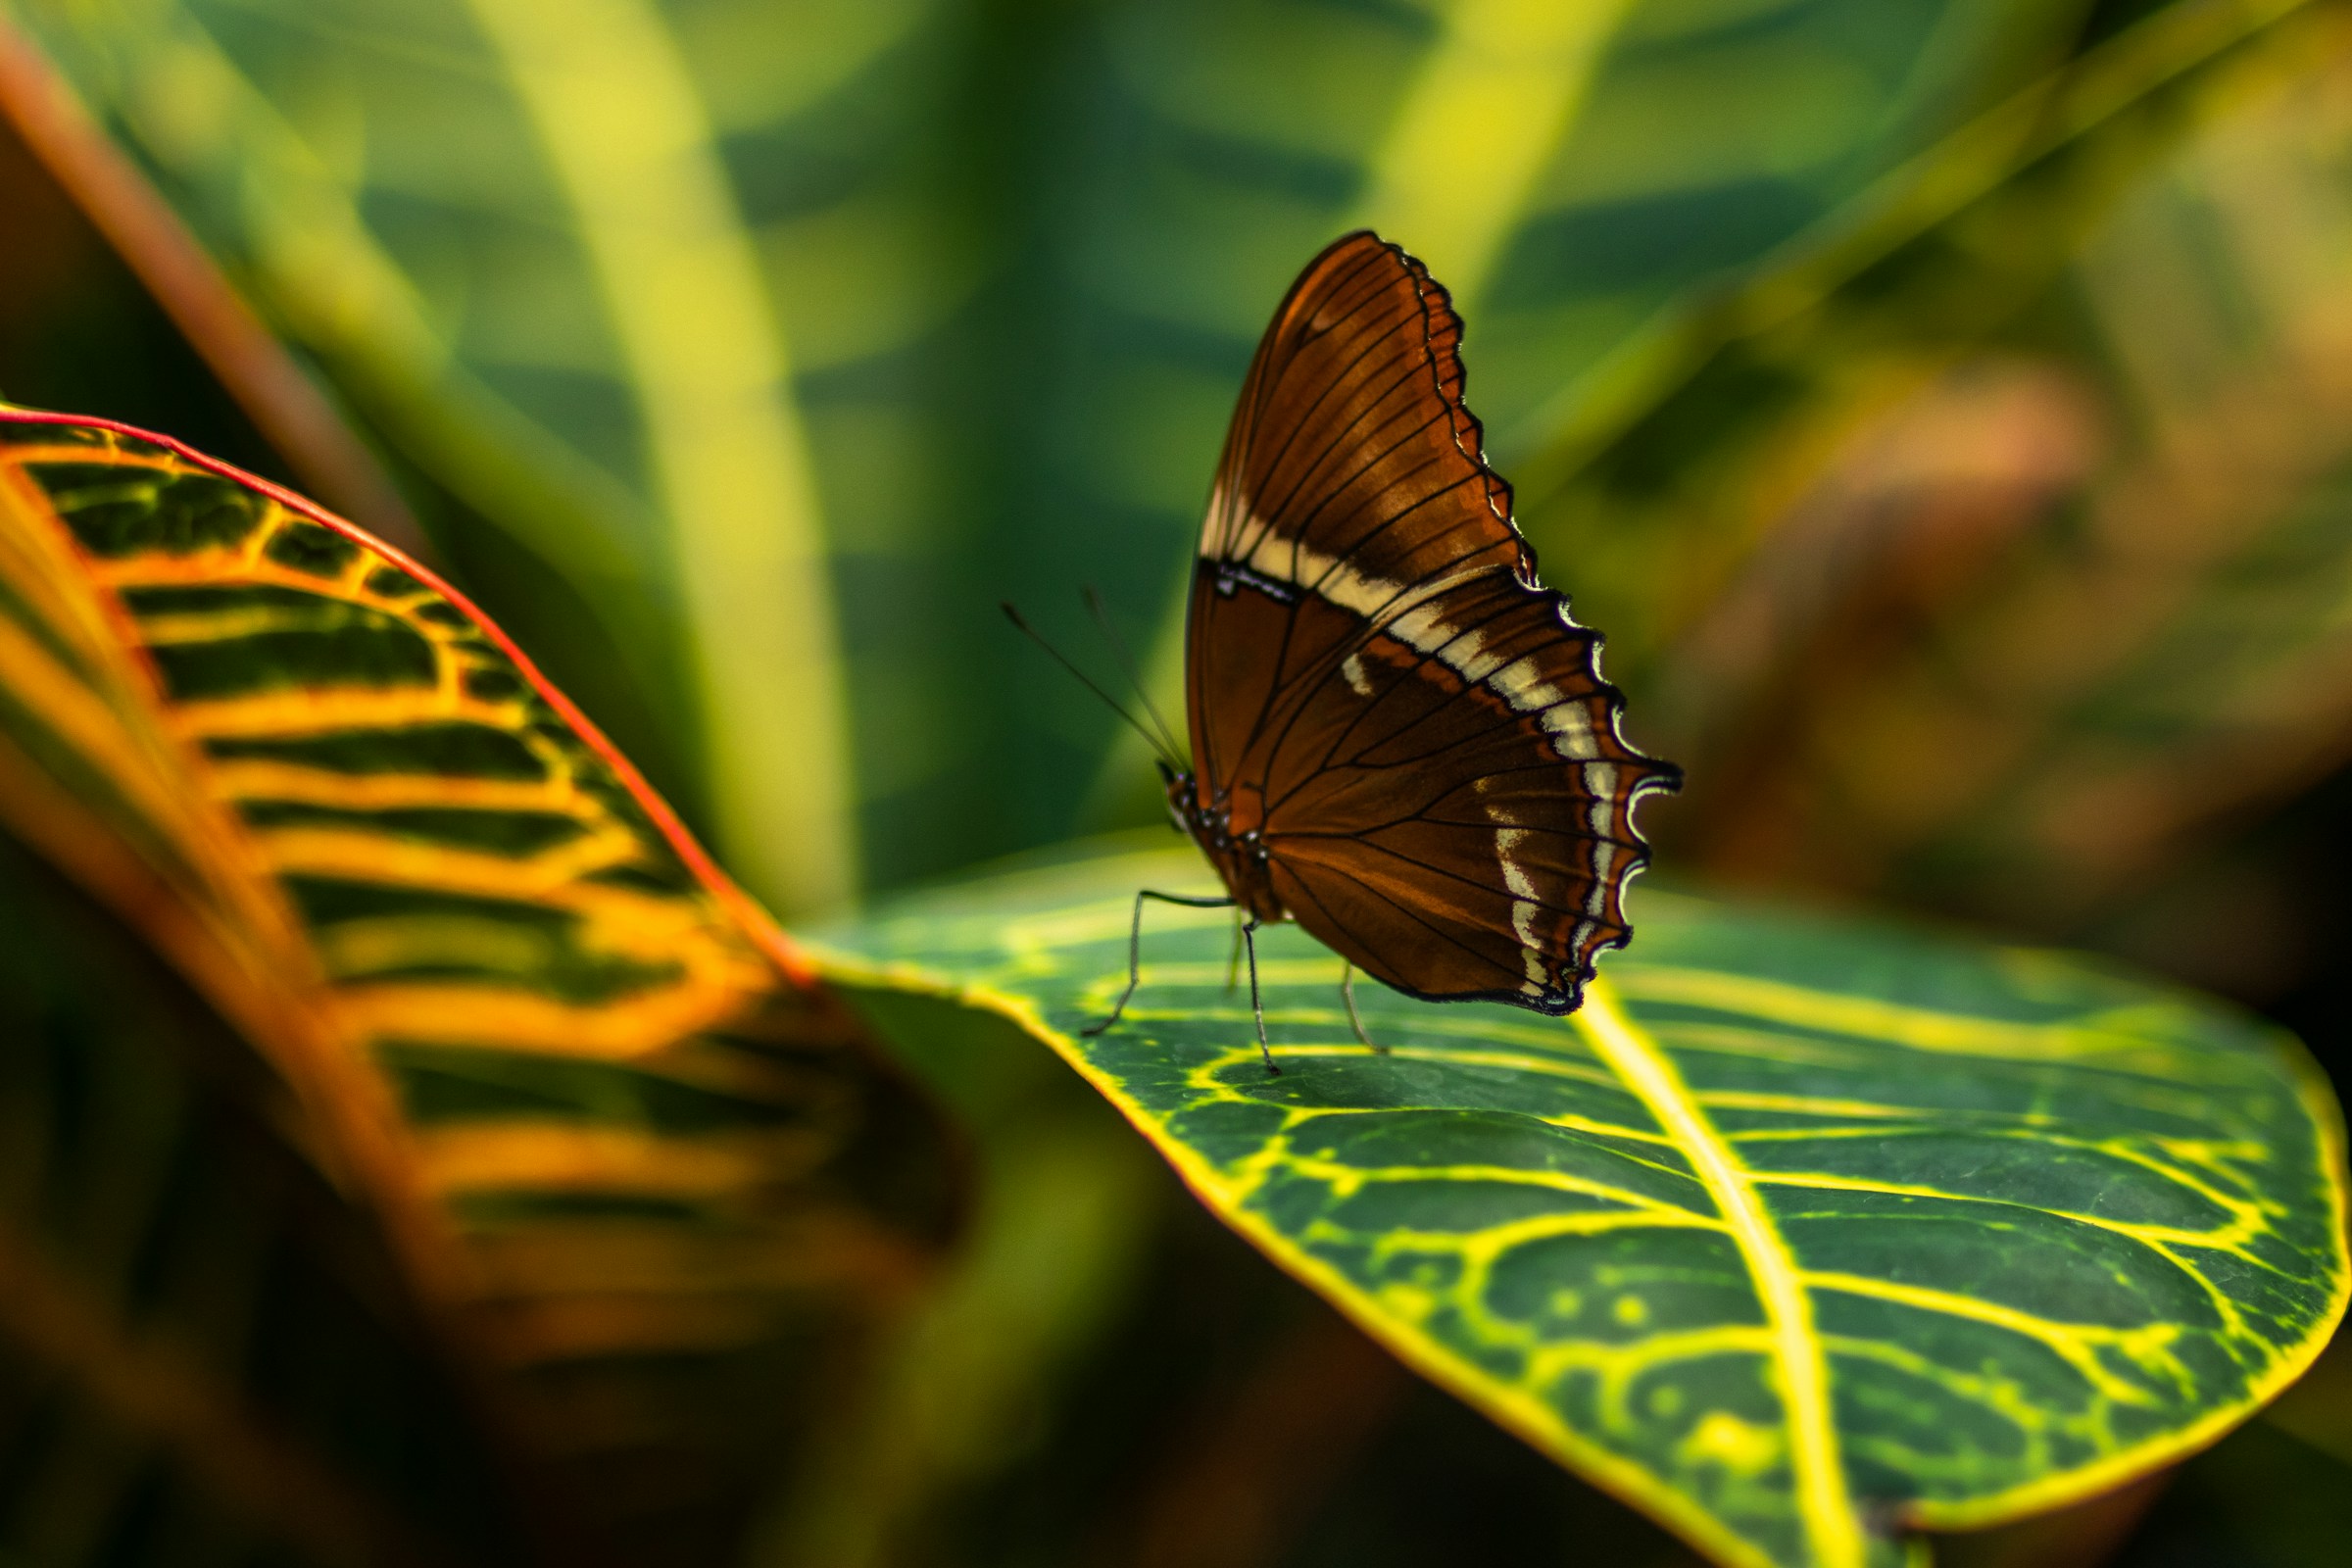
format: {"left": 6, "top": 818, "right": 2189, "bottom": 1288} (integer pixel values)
{"left": 1512, "top": 0, "right": 2333, "bottom": 680}
{"left": 1494, "top": 0, "right": 2352, "bottom": 930}
{"left": 808, "top": 840, "right": 2350, "bottom": 1568}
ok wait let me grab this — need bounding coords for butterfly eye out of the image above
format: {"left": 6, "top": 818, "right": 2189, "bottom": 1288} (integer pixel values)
{"left": 1153, "top": 760, "right": 1177, "bottom": 786}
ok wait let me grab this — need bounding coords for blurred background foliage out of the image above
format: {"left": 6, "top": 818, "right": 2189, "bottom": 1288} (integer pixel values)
{"left": 6, "top": 0, "right": 2352, "bottom": 1564}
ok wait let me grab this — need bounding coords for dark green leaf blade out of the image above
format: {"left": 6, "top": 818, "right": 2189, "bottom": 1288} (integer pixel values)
{"left": 809, "top": 841, "right": 2349, "bottom": 1568}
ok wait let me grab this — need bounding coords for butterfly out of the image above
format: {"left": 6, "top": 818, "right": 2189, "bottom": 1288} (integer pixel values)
{"left": 1017, "top": 231, "right": 1678, "bottom": 1073}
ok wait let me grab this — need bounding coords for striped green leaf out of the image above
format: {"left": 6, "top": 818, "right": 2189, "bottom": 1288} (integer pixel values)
{"left": 0, "top": 0, "right": 901, "bottom": 910}
{"left": 0, "top": 410, "right": 956, "bottom": 1562}
{"left": 809, "top": 840, "right": 2350, "bottom": 1568}
{"left": 1499, "top": 0, "right": 2352, "bottom": 930}
{"left": 0, "top": 0, "right": 2102, "bottom": 893}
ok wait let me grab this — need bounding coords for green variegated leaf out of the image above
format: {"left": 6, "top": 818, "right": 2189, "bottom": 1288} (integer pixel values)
{"left": 0, "top": 410, "right": 957, "bottom": 1563}
{"left": 0, "top": 0, "right": 887, "bottom": 910}
{"left": 808, "top": 840, "right": 2350, "bottom": 1568}
{"left": 0, "top": 0, "right": 2107, "bottom": 891}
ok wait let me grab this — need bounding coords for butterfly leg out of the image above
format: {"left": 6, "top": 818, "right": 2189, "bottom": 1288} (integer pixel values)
{"left": 1083, "top": 889, "right": 1235, "bottom": 1038}
{"left": 1224, "top": 909, "right": 1244, "bottom": 994}
{"left": 1339, "top": 961, "right": 1386, "bottom": 1054}
{"left": 1241, "top": 917, "right": 1278, "bottom": 1075}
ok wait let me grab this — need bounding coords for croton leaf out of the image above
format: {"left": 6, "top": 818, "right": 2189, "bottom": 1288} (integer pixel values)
{"left": 809, "top": 840, "right": 2350, "bottom": 1568}
{"left": 0, "top": 409, "right": 957, "bottom": 1563}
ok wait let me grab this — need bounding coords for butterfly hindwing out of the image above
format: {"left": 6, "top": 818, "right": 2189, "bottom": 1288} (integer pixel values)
{"left": 1258, "top": 574, "right": 1656, "bottom": 1009}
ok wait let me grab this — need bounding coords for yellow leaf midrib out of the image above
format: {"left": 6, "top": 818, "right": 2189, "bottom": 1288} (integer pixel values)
{"left": 1575, "top": 976, "right": 1864, "bottom": 1568}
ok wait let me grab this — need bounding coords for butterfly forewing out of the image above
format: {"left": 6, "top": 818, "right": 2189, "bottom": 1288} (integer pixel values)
{"left": 1189, "top": 240, "right": 1521, "bottom": 793}
{"left": 1186, "top": 232, "right": 1676, "bottom": 1013}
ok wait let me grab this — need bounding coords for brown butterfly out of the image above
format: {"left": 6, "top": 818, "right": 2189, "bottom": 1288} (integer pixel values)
{"left": 1016, "top": 231, "right": 1677, "bottom": 1072}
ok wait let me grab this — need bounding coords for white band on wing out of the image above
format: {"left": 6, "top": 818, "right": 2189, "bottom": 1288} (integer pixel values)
{"left": 1214, "top": 522, "right": 1606, "bottom": 762}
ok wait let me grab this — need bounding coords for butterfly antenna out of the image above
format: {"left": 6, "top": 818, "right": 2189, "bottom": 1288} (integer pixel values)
{"left": 1002, "top": 603, "right": 1180, "bottom": 768}
{"left": 1082, "top": 585, "right": 1187, "bottom": 765}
